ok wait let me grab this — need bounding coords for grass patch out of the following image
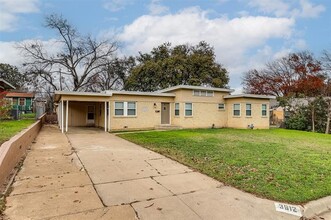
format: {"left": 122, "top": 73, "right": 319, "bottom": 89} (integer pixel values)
{"left": 0, "top": 119, "right": 35, "bottom": 145}
{"left": 20, "top": 113, "right": 36, "bottom": 120}
{"left": 119, "top": 128, "right": 331, "bottom": 203}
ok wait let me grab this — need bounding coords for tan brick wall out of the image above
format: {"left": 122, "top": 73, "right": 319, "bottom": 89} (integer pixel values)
{"left": 170, "top": 89, "right": 229, "bottom": 128}
{"left": 110, "top": 94, "right": 174, "bottom": 130}
{"left": 225, "top": 98, "right": 270, "bottom": 129}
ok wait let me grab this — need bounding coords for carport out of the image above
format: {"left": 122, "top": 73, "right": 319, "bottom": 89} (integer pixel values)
{"left": 54, "top": 91, "right": 111, "bottom": 133}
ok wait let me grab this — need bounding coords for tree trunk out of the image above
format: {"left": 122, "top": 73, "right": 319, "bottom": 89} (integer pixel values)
{"left": 326, "top": 116, "right": 330, "bottom": 134}
{"left": 326, "top": 100, "right": 331, "bottom": 134}
{"left": 311, "top": 107, "right": 315, "bottom": 132}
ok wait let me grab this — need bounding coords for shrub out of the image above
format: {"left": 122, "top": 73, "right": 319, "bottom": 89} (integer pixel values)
{"left": 0, "top": 99, "right": 12, "bottom": 120}
{"left": 285, "top": 113, "right": 308, "bottom": 130}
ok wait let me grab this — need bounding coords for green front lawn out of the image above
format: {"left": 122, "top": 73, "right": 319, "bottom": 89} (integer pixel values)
{"left": 0, "top": 119, "right": 36, "bottom": 145}
{"left": 119, "top": 128, "right": 331, "bottom": 203}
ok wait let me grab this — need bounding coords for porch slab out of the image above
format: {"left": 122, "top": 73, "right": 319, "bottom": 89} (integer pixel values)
{"left": 153, "top": 172, "right": 222, "bottom": 195}
{"left": 178, "top": 187, "right": 298, "bottom": 220}
{"left": 95, "top": 177, "right": 172, "bottom": 206}
{"left": 5, "top": 185, "right": 104, "bottom": 220}
{"left": 132, "top": 196, "right": 201, "bottom": 220}
{"left": 48, "top": 206, "right": 136, "bottom": 220}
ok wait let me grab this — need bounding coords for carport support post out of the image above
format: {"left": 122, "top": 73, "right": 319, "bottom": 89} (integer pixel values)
{"left": 61, "top": 100, "right": 64, "bottom": 133}
{"left": 104, "top": 101, "right": 107, "bottom": 132}
{"left": 108, "top": 101, "right": 111, "bottom": 132}
{"left": 66, "top": 100, "right": 69, "bottom": 132}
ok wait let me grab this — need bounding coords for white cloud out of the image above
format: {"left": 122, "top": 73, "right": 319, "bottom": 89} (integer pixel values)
{"left": 0, "top": 0, "right": 40, "bottom": 32}
{"left": 148, "top": 0, "right": 169, "bottom": 15}
{"left": 117, "top": 7, "right": 295, "bottom": 88}
{"left": 248, "top": 0, "right": 290, "bottom": 17}
{"left": 103, "top": 0, "right": 133, "bottom": 12}
{"left": 0, "top": 0, "right": 39, "bottom": 13}
{"left": 0, "top": 12, "right": 17, "bottom": 32}
{"left": 248, "top": 0, "right": 325, "bottom": 18}
{"left": 294, "top": 39, "right": 307, "bottom": 49}
{"left": 297, "top": 0, "right": 325, "bottom": 18}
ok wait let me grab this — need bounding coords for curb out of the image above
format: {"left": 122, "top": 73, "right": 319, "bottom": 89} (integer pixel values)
{"left": 303, "top": 196, "right": 331, "bottom": 218}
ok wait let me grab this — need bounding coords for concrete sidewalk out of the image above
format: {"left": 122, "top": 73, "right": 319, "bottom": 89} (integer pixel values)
{"left": 4, "top": 125, "right": 135, "bottom": 220}
{"left": 4, "top": 126, "right": 330, "bottom": 219}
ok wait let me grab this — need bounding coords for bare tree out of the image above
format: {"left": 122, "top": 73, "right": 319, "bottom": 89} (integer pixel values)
{"left": 86, "top": 56, "right": 135, "bottom": 92}
{"left": 19, "top": 14, "right": 118, "bottom": 92}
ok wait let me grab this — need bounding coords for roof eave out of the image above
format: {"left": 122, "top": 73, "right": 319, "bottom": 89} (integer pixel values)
{"left": 158, "top": 85, "right": 234, "bottom": 93}
{"left": 224, "top": 94, "right": 276, "bottom": 99}
{"left": 0, "top": 79, "right": 16, "bottom": 90}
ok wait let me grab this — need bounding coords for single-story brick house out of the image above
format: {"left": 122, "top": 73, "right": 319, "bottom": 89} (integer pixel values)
{"left": 54, "top": 85, "right": 275, "bottom": 133}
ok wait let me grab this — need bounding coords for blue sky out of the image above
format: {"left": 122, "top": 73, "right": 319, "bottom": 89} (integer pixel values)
{"left": 0, "top": 0, "right": 330, "bottom": 92}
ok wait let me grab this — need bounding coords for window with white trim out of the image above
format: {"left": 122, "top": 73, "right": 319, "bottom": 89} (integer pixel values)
{"left": 127, "top": 102, "right": 136, "bottom": 115}
{"left": 175, "top": 103, "right": 180, "bottom": 116}
{"left": 233, "top": 104, "right": 240, "bottom": 116}
{"left": 262, "top": 104, "right": 267, "bottom": 116}
{"left": 19, "top": 98, "right": 25, "bottom": 106}
{"left": 218, "top": 103, "right": 225, "bottom": 110}
{"left": 193, "top": 90, "right": 214, "bottom": 97}
{"left": 114, "top": 101, "right": 136, "bottom": 116}
{"left": 246, "top": 104, "right": 252, "bottom": 116}
{"left": 185, "top": 103, "right": 193, "bottom": 116}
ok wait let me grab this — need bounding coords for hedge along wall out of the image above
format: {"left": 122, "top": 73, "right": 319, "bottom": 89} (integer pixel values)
{"left": 0, "top": 114, "right": 45, "bottom": 186}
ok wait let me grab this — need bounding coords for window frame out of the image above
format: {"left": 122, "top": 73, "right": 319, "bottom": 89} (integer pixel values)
{"left": 114, "top": 102, "right": 125, "bottom": 116}
{"left": 206, "top": 91, "right": 214, "bottom": 97}
{"left": 193, "top": 90, "right": 200, "bottom": 96}
{"left": 192, "top": 90, "right": 214, "bottom": 97}
{"left": 185, "top": 103, "right": 193, "bottom": 117}
{"left": 233, "top": 103, "right": 241, "bottom": 117}
{"left": 262, "top": 104, "right": 267, "bottom": 117}
{"left": 127, "top": 102, "right": 136, "bottom": 116}
{"left": 114, "top": 101, "right": 137, "bottom": 117}
{"left": 175, "top": 103, "right": 180, "bottom": 116}
{"left": 13, "top": 98, "right": 18, "bottom": 105}
{"left": 246, "top": 103, "right": 252, "bottom": 117}
{"left": 19, "top": 98, "right": 25, "bottom": 106}
{"left": 218, "top": 103, "right": 225, "bottom": 110}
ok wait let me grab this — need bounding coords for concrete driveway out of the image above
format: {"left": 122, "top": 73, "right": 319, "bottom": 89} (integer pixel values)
{"left": 65, "top": 127, "right": 300, "bottom": 220}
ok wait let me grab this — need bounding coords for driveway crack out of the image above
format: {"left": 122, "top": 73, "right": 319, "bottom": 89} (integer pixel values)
{"left": 65, "top": 134, "right": 107, "bottom": 208}
{"left": 144, "top": 160, "right": 161, "bottom": 175}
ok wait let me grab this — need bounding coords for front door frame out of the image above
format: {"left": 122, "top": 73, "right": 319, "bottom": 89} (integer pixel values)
{"left": 161, "top": 102, "right": 170, "bottom": 125}
{"left": 87, "top": 105, "right": 95, "bottom": 126}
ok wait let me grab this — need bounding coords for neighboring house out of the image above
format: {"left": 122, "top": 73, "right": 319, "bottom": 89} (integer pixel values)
{"left": 54, "top": 85, "right": 275, "bottom": 133}
{"left": 271, "top": 106, "right": 285, "bottom": 125}
{"left": 0, "top": 78, "right": 15, "bottom": 98}
{"left": 5, "top": 92, "right": 35, "bottom": 113}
